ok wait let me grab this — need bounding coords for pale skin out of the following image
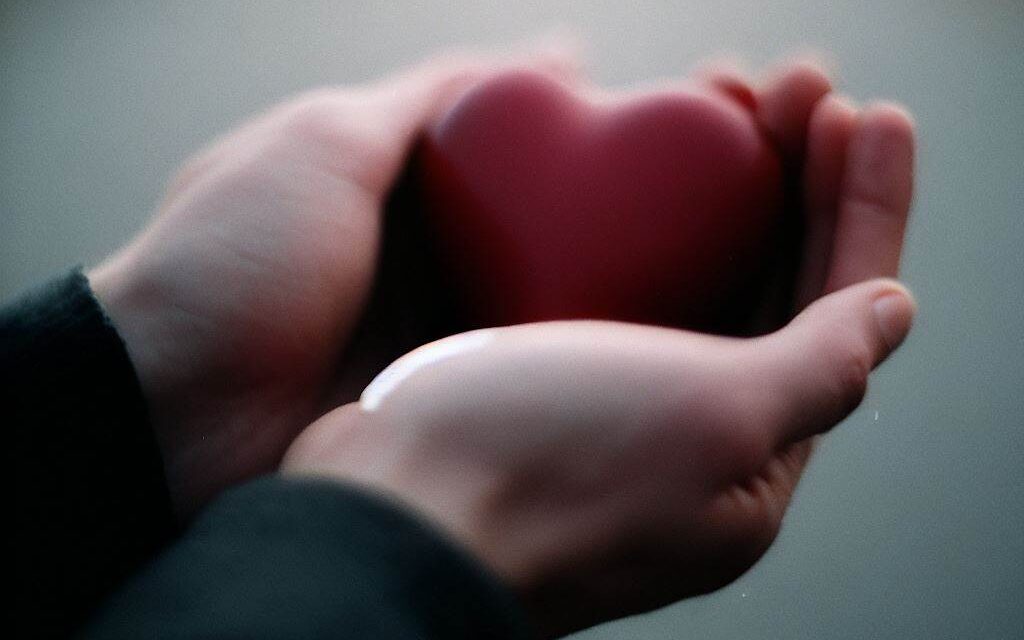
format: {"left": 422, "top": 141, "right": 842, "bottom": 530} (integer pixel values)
{"left": 92, "top": 45, "right": 916, "bottom": 637}
{"left": 91, "top": 48, "right": 585, "bottom": 514}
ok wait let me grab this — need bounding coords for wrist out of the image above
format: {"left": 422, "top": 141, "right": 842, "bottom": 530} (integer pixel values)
{"left": 281, "top": 405, "right": 546, "bottom": 592}
{"left": 89, "top": 257, "right": 159, "bottom": 402}
{"left": 88, "top": 254, "right": 198, "bottom": 512}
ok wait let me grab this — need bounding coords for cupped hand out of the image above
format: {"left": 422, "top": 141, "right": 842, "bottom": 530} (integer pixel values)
{"left": 89, "top": 49, "right": 581, "bottom": 516}
{"left": 282, "top": 279, "right": 915, "bottom": 636}
{"left": 282, "top": 59, "right": 916, "bottom": 636}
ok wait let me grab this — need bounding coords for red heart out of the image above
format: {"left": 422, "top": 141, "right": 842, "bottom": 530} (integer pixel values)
{"left": 415, "top": 70, "right": 786, "bottom": 333}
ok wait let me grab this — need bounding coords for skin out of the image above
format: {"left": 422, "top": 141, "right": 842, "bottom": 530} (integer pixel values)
{"left": 283, "top": 281, "right": 914, "bottom": 636}
{"left": 90, "top": 49, "right": 583, "bottom": 515}
{"left": 92, "top": 46, "right": 916, "bottom": 636}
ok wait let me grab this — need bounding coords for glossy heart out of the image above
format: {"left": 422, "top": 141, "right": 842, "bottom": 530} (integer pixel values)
{"left": 415, "top": 70, "right": 786, "bottom": 333}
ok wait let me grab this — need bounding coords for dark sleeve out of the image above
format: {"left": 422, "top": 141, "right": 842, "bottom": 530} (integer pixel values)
{"left": 82, "top": 476, "right": 533, "bottom": 640}
{"left": 6, "top": 270, "right": 175, "bottom": 639}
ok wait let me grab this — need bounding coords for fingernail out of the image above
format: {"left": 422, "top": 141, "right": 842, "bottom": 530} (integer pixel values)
{"left": 872, "top": 289, "right": 916, "bottom": 351}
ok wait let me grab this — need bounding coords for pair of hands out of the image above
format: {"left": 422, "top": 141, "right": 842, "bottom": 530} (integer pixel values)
{"left": 90, "top": 46, "right": 915, "bottom": 637}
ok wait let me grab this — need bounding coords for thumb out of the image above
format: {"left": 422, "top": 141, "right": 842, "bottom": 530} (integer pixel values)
{"left": 756, "top": 278, "right": 916, "bottom": 445}
{"left": 383, "top": 44, "right": 583, "bottom": 132}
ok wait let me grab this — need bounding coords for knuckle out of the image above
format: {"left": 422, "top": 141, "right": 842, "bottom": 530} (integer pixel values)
{"left": 273, "top": 88, "right": 393, "bottom": 193}
{"left": 271, "top": 89, "right": 393, "bottom": 194}
{"left": 278, "top": 90, "right": 345, "bottom": 140}
{"left": 825, "top": 336, "right": 872, "bottom": 417}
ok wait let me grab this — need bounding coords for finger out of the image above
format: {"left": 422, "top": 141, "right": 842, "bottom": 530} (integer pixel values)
{"left": 691, "top": 57, "right": 757, "bottom": 112}
{"left": 382, "top": 41, "right": 586, "bottom": 135}
{"left": 823, "top": 103, "right": 916, "bottom": 291}
{"left": 755, "top": 279, "right": 916, "bottom": 445}
{"left": 346, "top": 44, "right": 586, "bottom": 194}
{"left": 778, "top": 437, "right": 817, "bottom": 483}
{"left": 756, "top": 59, "right": 833, "bottom": 162}
{"left": 166, "top": 45, "right": 583, "bottom": 201}
{"left": 757, "top": 436, "right": 818, "bottom": 507}
{"left": 793, "top": 95, "right": 859, "bottom": 309}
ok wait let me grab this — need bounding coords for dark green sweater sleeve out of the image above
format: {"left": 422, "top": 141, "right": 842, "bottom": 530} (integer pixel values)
{"left": 82, "top": 477, "right": 533, "bottom": 640}
{"left": 6, "top": 270, "right": 175, "bottom": 638}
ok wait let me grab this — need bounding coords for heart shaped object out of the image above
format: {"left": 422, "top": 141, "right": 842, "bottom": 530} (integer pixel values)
{"left": 414, "top": 70, "right": 786, "bottom": 334}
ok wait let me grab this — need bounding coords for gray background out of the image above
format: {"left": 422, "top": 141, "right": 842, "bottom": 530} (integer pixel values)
{"left": 2, "top": 1, "right": 1022, "bottom": 638}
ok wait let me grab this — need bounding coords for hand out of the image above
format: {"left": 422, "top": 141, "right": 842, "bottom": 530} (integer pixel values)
{"left": 89, "top": 49, "right": 581, "bottom": 516}
{"left": 282, "top": 281, "right": 915, "bottom": 636}
{"left": 282, "top": 61, "right": 916, "bottom": 636}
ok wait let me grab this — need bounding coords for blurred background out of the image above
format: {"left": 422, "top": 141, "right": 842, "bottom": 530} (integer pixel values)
{"left": 2, "top": 1, "right": 1022, "bottom": 638}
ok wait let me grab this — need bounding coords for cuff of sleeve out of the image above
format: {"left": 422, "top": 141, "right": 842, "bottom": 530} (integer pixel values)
{"left": 87, "top": 476, "right": 533, "bottom": 640}
{"left": 7, "top": 269, "right": 174, "bottom": 635}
